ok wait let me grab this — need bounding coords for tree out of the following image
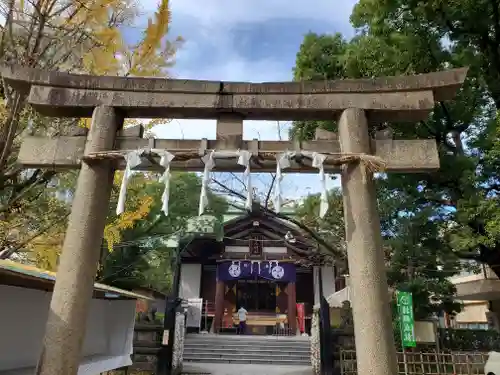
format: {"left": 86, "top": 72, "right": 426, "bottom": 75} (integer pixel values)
{"left": 345, "top": 0, "right": 500, "bottom": 277}
{"left": 294, "top": 184, "right": 463, "bottom": 318}
{"left": 0, "top": 0, "right": 183, "bottom": 260}
{"left": 97, "top": 172, "right": 228, "bottom": 292}
{"left": 293, "top": 188, "right": 346, "bottom": 257}
{"left": 290, "top": 26, "right": 491, "bottom": 314}
{"left": 377, "top": 180, "right": 463, "bottom": 318}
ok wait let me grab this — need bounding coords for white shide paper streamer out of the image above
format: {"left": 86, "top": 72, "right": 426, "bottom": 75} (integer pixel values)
{"left": 311, "top": 152, "right": 329, "bottom": 218}
{"left": 273, "top": 152, "right": 294, "bottom": 213}
{"left": 198, "top": 151, "right": 215, "bottom": 216}
{"left": 237, "top": 150, "right": 252, "bottom": 210}
{"left": 153, "top": 149, "right": 175, "bottom": 216}
{"left": 301, "top": 151, "right": 329, "bottom": 218}
{"left": 116, "top": 150, "right": 144, "bottom": 215}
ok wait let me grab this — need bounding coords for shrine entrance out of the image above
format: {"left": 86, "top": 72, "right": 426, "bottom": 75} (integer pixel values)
{"left": 236, "top": 279, "right": 277, "bottom": 313}
{"left": 226, "top": 279, "right": 290, "bottom": 335}
{"left": 3, "top": 65, "right": 468, "bottom": 375}
{"left": 216, "top": 261, "right": 296, "bottom": 335}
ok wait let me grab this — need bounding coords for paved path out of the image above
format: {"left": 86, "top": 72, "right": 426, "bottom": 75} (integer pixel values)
{"left": 182, "top": 362, "right": 313, "bottom": 375}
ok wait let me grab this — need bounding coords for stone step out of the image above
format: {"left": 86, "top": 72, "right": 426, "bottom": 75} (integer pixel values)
{"left": 185, "top": 338, "right": 310, "bottom": 345}
{"left": 184, "top": 352, "right": 310, "bottom": 361}
{"left": 185, "top": 339, "right": 310, "bottom": 346}
{"left": 185, "top": 335, "right": 309, "bottom": 342}
{"left": 183, "top": 356, "right": 310, "bottom": 366}
{"left": 184, "top": 335, "right": 311, "bottom": 366}
{"left": 184, "top": 347, "right": 310, "bottom": 355}
{"left": 184, "top": 342, "right": 310, "bottom": 351}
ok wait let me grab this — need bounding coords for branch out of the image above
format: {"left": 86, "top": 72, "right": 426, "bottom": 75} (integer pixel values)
{"left": 212, "top": 178, "right": 343, "bottom": 257}
{"left": 229, "top": 172, "right": 247, "bottom": 190}
{"left": 0, "top": 170, "right": 56, "bottom": 214}
{"left": 0, "top": 211, "right": 70, "bottom": 259}
{"left": 264, "top": 174, "right": 276, "bottom": 208}
{"left": 211, "top": 178, "right": 245, "bottom": 199}
{"left": 0, "top": 92, "right": 24, "bottom": 170}
{"left": 453, "top": 250, "right": 482, "bottom": 261}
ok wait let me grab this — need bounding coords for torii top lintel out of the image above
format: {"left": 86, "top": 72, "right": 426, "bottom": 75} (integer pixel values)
{"left": 1, "top": 65, "right": 468, "bottom": 122}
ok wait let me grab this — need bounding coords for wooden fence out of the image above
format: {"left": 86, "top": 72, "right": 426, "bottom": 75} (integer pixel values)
{"left": 340, "top": 350, "right": 489, "bottom": 375}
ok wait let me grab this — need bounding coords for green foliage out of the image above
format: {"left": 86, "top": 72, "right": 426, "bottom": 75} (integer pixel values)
{"left": 0, "top": 0, "right": 182, "bottom": 261}
{"left": 438, "top": 328, "right": 500, "bottom": 351}
{"left": 295, "top": 183, "right": 462, "bottom": 317}
{"left": 294, "top": 188, "right": 346, "bottom": 260}
{"left": 98, "top": 172, "right": 228, "bottom": 291}
{"left": 290, "top": 1, "right": 500, "bottom": 315}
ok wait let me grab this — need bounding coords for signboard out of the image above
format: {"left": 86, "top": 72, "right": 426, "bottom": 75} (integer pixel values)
{"left": 397, "top": 290, "right": 416, "bottom": 348}
{"left": 296, "top": 303, "right": 305, "bottom": 333}
{"left": 186, "top": 298, "right": 203, "bottom": 329}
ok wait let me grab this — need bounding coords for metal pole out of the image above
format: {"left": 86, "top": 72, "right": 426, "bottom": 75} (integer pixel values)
{"left": 319, "top": 266, "right": 333, "bottom": 375}
{"left": 157, "top": 244, "right": 182, "bottom": 375}
{"left": 318, "top": 266, "right": 326, "bottom": 375}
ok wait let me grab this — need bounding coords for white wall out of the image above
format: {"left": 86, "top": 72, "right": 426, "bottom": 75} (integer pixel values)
{"left": 224, "top": 246, "right": 287, "bottom": 255}
{"left": 0, "top": 285, "right": 136, "bottom": 375}
{"left": 180, "top": 263, "right": 202, "bottom": 299}
{"left": 313, "top": 266, "right": 337, "bottom": 305}
{"left": 264, "top": 247, "right": 287, "bottom": 254}
{"left": 454, "top": 301, "right": 489, "bottom": 324}
{"left": 225, "top": 246, "right": 248, "bottom": 253}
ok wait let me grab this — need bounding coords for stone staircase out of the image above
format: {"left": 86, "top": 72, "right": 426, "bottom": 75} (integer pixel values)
{"left": 183, "top": 334, "right": 311, "bottom": 366}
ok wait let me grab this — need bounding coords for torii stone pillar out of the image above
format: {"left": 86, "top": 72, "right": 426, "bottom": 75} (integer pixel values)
{"left": 339, "top": 108, "right": 398, "bottom": 375}
{"left": 36, "top": 106, "right": 123, "bottom": 375}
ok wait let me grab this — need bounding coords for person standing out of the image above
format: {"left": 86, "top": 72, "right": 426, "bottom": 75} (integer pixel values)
{"left": 237, "top": 306, "right": 248, "bottom": 335}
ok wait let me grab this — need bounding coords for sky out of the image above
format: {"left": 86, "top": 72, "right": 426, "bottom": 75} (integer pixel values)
{"left": 124, "top": 0, "right": 359, "bottom": 201}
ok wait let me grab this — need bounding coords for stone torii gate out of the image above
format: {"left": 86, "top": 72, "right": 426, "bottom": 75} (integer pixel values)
{"left": 2, "top": 65, "right": 467, "bottom": 375}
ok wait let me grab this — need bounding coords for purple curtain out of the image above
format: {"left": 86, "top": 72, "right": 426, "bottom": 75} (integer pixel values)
{"left": 217, "top": 261, "right": 296, "bottom": 283}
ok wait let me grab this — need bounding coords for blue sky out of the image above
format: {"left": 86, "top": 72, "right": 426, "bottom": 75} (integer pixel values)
{"left": 126, "top": 0, "right": 359, "bottom": 200}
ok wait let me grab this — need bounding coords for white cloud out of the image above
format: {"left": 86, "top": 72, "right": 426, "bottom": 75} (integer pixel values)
{"left": 149, "top": 0, "right": 349, "bottom": 197}
{"left": 166, "top": 0, "right": 357, "bottom": 26}
{"left": 153, "top": 120, "right": 290, "bottom": 141}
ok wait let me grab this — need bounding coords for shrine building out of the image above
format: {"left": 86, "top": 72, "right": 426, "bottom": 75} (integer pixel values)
{"left": 178, "top": 208, "right": 345, "bottom": 335}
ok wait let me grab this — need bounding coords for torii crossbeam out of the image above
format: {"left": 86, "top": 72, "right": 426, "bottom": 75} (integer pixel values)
{"left": 2, "top": 65, "right": 468, "bottom": 375}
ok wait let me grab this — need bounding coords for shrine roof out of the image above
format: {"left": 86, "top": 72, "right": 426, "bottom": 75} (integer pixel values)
{"left": 0, "top": 259, "right": 154, "bottom": 300}
{"left": 223, "top": 209, "right": 315, "bottom": 247}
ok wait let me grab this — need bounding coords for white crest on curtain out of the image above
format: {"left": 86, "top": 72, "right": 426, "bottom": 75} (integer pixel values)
{"left": 116, "top": 150, "right": 144, "bottom": 215}
{"left": 268, "top": 260, "right": 279, "bottom": 269}
{"left": 153, "top": 149, "right": 175, "bottom": 216}
{"left": 198, "top": 150, "right": 215, "bottom": 216}
{"left": 311, "top": 152, "right": 329, "bottom": 218}
{"left": 237, "top": 150, "right": 252, "bottom": 210}
{"left": 273, "top": 152, "right": 294, "bottom": 213}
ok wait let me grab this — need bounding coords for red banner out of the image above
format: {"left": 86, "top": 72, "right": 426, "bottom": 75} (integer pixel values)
{"left": 296, "top": 303, "right": 305, "bottom": 333}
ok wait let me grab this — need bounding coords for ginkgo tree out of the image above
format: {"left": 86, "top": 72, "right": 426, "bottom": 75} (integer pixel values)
{"left": 0, "top": 0, "right": 183, "bottom": 266}
{"left": 98, "top": 172, "right": 228, "bottom": 292}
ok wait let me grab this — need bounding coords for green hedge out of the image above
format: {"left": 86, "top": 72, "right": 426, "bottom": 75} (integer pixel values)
{"left": 438, "top": 328, "right": 500, "bottom": 351}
